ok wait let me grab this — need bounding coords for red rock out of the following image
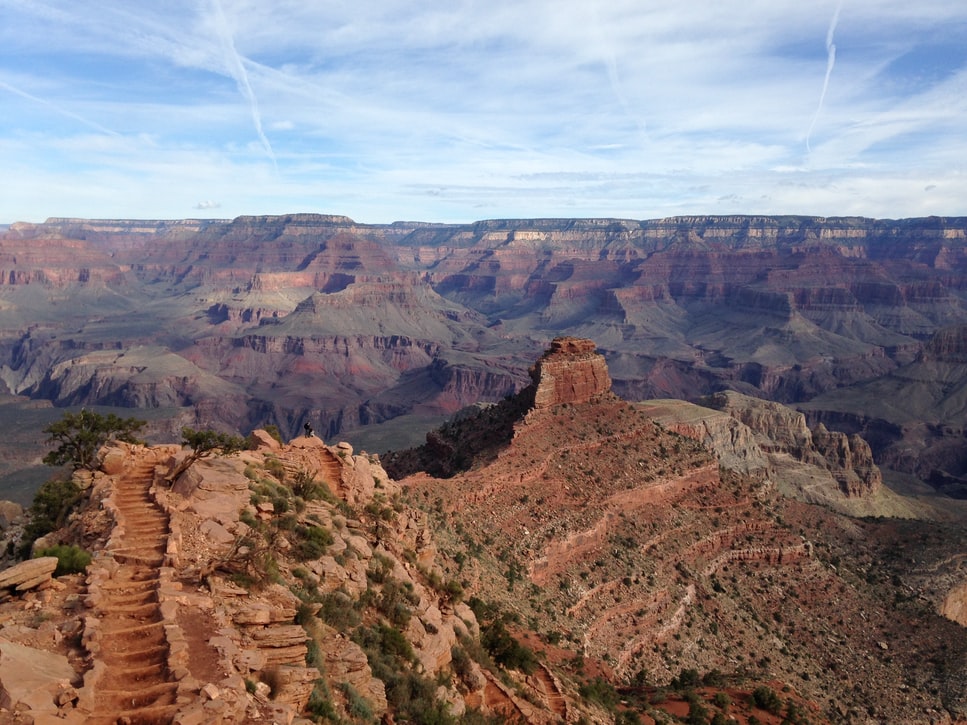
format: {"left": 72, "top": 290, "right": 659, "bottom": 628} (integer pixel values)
{"left": 530, "top": 337, "right": 612, "bottom": 408}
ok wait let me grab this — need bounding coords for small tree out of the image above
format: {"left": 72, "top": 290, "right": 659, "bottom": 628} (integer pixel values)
{"left": 43, "top": 410, "right": 146, "bottom": 471}
{"left": 167, "top": 426, "right": 247, "bottom": 482}
{"left": 19, "top": 477, "right": 83, "bottom": 557}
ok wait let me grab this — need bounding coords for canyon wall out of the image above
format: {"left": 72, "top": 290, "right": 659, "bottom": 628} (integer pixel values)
{"left": 3, "top": 213, "right": 967, "bottom": 494}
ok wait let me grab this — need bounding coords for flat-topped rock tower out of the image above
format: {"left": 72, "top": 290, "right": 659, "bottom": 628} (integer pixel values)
{"left": 529, "top": 337, "right": 612, "bottom": 409}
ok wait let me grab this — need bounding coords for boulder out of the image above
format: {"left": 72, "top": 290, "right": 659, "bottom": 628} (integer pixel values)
{"left": 0, "top": 557, "right": 58, "bottom": 592}
{"left": 0, "top": 638, "right": 76, "bottom": 715}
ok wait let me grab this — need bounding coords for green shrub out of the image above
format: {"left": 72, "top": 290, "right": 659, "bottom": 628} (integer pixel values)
{"left": 479, "top": 617, "right": 536, "bottom": 674}
{"left": 450, "top": 645, "right": 473, "bottom": 685}
{"left": 34, "top": 544, "right": 91, "bottom": 575}
{"left": 293, "top": 524, "right": 334, "bottom": 561}
{"left": 672, "top": 668, "right": 702, "bottom": 690}
{"left": 306, "top": 681, "right": 337, "bottom": 721}
{"left": 264, "top": 425, "right": 283, "bottom": 444}
{"left": 21, "top": 478, "right": 82, "bottom": 553}
{"left": 292, "top": 469, "right": 325, "bottom": 500}
{"left": 751, "top": 685, "right": 783, "bottom": 715}
{"left": 340, "top": 682, "right": 374, "bottom": 721}
{"left": 42, "top": 410, "right": 145, "bottom": 471}
{"left": 376, "top": 578, "right": 419, "bottom": 628}
{"left": 264, "top": 456, "right": 286, "bottom": 481}
{"left": 579, "top": 677, "right": 619, "bottom": 711}
{"left": 318, "top": 590, "right": 360, "bottom": 631}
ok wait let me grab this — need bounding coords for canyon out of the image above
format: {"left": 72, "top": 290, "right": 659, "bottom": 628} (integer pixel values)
{"left": 3, "top": 214, "right": 967, "bottom": 504}
{"left": 0, "top": 339, "right": 964, "bottom": 723}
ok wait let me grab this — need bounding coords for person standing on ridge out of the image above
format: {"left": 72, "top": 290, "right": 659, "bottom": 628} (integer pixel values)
{"left": 304, "top": 421, "right": 313, "bottom": 437}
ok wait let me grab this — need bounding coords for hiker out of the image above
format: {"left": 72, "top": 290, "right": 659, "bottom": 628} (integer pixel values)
{"left": 304, "top": 421, "right": 313, "bottom": 437}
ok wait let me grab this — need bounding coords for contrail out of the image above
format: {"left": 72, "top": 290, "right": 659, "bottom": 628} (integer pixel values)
{"left": 0, "top": 79, "right": 120, "bottom": 136}
{"left": 806, "top": 0, "right": 843, "bottom": 153}
{"left": 590, "top": 0, "right": 646, "bottom": 136}
{"left": 210, "top": 0, "right": 277, "bottom": 170}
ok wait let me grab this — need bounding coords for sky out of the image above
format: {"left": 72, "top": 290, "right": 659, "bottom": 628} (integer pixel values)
{"left": 1, "top": 0, "right": 966, "bottom": 224}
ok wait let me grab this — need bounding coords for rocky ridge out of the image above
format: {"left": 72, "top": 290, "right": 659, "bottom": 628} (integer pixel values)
{"left": 0, "top": 434, "right": 480, "bottom": 722}
{"left": 395, "top": 339, "right": 967, "bottom": 723}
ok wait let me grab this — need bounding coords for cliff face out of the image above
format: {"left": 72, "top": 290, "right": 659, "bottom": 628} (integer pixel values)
{"left": 3, "top": 214, "right": 967, "bottom": 496}
{"left": 703, "top": 391, "right": 882, "bottom": 498}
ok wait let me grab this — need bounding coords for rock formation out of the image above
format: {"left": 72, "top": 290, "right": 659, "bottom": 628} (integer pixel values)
{"left": 529, "top": 336, "right": 612, "bottom": 408}
{"left": 702, "top": 390, "right": 883, "bottom": 498}
{"left": 0, "top": 433, "right": 485, "bottom": 723}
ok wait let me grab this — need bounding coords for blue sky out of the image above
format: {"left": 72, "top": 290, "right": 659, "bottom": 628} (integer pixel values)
{"left": 1, "top": 0, "right": 966, "bottom": 224}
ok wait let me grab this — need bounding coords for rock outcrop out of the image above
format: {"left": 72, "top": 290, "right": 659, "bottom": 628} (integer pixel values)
{"left": 529, "top": 337, "right": 612, "bottom": 408}
{"left": 398, "top": 343, "right": 967, "bottom": 723}
{"left": 704, "top": 390, "right": 882, "bottom": 497}
{"left": 0, "top": 557, "right": 57, "bottom": 594}
{"left": 0, "top": 432, "right": 492, "bottom": 723}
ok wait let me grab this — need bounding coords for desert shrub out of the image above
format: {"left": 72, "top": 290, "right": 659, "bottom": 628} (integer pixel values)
{"left": 672, "top": 667, "right": 702, "bottom": 690}
{"left": 353, "top": 621, "right": 416, "bottom": 664}
{"left": 712, "top": 691, "right": 731, "bottom": 709}
{"left": 450, "top": 645, "right": 474, "bottom": 685}
{"left": 578, "top": 677, "right": 619, "bottom": 711}
{"left": 34, "top": 544, "right": 91, "bottom": 575}
{"left": 167, "top": 427, "right": 247, "bottom": 482}
{"left": 339, "top": 682, "right": 374, "bottom": 721}
{"left": 479, "top": 616, "right": 536, "bottom": 674}
{"left": 352, "top": 621, "right": 457, "bottom": 723}
{"left": 239, "top": 508, "right": 260, "bottom": 529}
{"left": 292, "top": 469, "right": 325, "bottom": 500}
{"left": 783, "top": 699, "right": 811, "bottom": 725}
{"left": 751, "top": 685, "right": 783, "bottom": 715}
{"left": 686, "top": 693, "right": 710, "bottom": 725}
{"left": 375, "top": 577, "right": 419, "bottom": 628}
{"left": 443, "top": 579, "right": 464, "bottom": 603}
{"left": 306, "top": 681, "right": 337, "bottom": 721}
{"left": 22, "top": 477, "right": 82, "bottom": 549}
{"left": 318, "top": 590, "right": 360, "bottom": 631}
{"left": 293, "top": 524, "right": 333, "bottom": 561}
{"left": 264, "top": 456, "right": 286, "bottom": 482}
{"left": 43, "top": 410, "right": 145, "bottom": 471}
{"left": 468, "top": 597, "right": 537, "bottom": 674}
{"left": 264, "top": 424, "right": 283, "bottom": 444}
{"left": 367, "top": 553, "right": 394, "bottom": 584}
{"left": 271, "top": 494, "right": 289, "bottom": 514}
{"left": 703, "top": 669, "right": 726, "bottom": 688}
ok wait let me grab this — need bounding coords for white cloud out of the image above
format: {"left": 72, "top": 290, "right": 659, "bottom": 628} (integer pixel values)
{"left": 0, "top": 0, "right": 965, "bottom": 223}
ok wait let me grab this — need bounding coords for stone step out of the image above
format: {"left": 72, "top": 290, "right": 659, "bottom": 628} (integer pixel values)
{"left": 112, "top": 551, "right": 165, "bottom": 567}
{"left": 94, "top": 681, "right": 178, "bottom": 709}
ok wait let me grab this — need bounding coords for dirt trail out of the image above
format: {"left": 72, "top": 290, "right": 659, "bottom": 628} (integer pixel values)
{"left": 88, "top": 461, "right": 179, "bottom": 724}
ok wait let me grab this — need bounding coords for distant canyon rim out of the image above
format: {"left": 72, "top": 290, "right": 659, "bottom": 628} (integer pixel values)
{"left": 2, "top": 213, "right": 967, "bottom": 504}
